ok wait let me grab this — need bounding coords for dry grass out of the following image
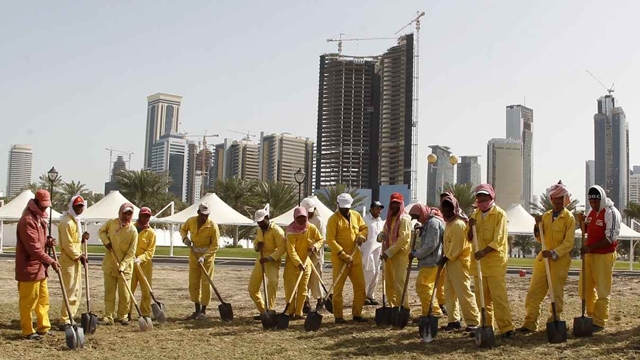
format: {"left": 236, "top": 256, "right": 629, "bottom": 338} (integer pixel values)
{"left": 0, "top": 260, "right": 639, "bottom": 360}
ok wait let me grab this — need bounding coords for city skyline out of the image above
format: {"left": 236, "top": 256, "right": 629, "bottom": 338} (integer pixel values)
{"left": 2, "top": 1, "right": 640, "bottom": 206}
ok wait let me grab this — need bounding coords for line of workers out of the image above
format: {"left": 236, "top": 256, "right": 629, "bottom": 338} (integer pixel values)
{"left": 14, "top": 182, "right": 621, "bottom": 340}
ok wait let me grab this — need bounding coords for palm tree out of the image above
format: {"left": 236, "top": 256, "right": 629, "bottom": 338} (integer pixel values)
{"left": 530, "top": 193, "right": 579, "bottom": 215}
{"left": 214, "top": 178, "right": 259, "bottom": 246}
{"left": 316, "top": 184, "right": 365, "bottom": 210}
{"left": 84, "top": 192, "right": 104, "bottom": 206}
{"left": 252, "top": 181, "right": 298, "bottom": 218}
{"left": 116, "top": 170, "right": 176, "bottom": 213}
{"left": 55, "top": 180, "right": 89, "bottom": 210}
{"left": 511, "top": 234, "right": 535, "bottom": 258}
{"left": 624, "top": 201, "right": 640, "bottom": 221}
{"left": 443, "top": 183, "right": 476, "bottom": 216}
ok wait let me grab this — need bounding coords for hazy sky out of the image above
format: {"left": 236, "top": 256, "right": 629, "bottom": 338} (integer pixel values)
{"left": 1, "top": 0, "right": 639, "bottom": 205}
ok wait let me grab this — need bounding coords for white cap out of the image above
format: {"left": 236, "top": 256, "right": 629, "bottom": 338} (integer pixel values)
{"left": 198, "top": 202, "right": 211, "bottom": 215}
{"left": 123, "top": 206, "right": 134, "bottom": 213}
{"left": 337, "top": 193, "right": 353, "bottom": 209}
{"left": 254, "top": 204, "right": 270, "bottom": 222}
{"left": 300, "top": 198, "right": 316, "bottom": 212}
{"left": 475, "top": 190, "right": 490, "bottom": 196}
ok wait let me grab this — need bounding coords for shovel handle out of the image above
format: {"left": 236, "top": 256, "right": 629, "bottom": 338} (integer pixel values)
{"left": 323, "top": 248, "right": 357, "bottom": 301}
{"left": 51, "top": 247, "right": 77, "bottom": 327}
{"left": 538, "top": 224, "right": 558, "bottom": 321}
{"left": 190, "top": 246, "right": 227, "bottom": 304}
{"left": 108, "top": 248, "right": 144, "bottom": 316}
{"left": 260, "top": 248, "right": 271, "bottom": 310}
{"left": 134, "top": 262, "right": 161, "bottom": 304}
{"left": 471, "top": 225, "right": 486, "bottom": 310}
{"left": 427, "top": 263, "right": 444, "bottom": 317}
{"left": 83, "top": 240, "right": 92, "bottom": 311}
{"left": 282, "top": 265, "right": 306, "bottom": 314}
{"left": 309, "top": 255, "right": 329, "bottom": 294}
{"left": 398, "top": 231, "right": 419, "bottom": 308}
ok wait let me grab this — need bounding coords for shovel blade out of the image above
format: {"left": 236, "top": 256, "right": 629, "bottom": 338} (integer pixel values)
{"left": 218, "top": 302, "right": 234, "bottom": 323}
{"left": 375, "top": 307, "right": 387, "bottom": 327}
{"left": 74, "top": 325, "right": 85, "bottom": 349}
{"left": 260, "top": 311, "right": 271, "bottom": 330}
{"left": 546, "top": 320, "right": 567, "bottom": 343}
{"left": 277, "top": 313, "right": 290, "bottom": 330}
{"left": 80, "top": 312, "right": 98, "bottom": 334}
{"left": 474, "top": 326, "right": 496, "bottom": 348}
{"left": 418, "top": 316, "right": 439, "bottom": 340}
{"left": 392, "top": 306, "right": 410, "bottom": 329}
{"left": 572, "top": 316, "right": 593, "bottom": 337}
{"left": 138, "top": 316, "right": 153, "bottom": 332}
{"left": 64, "top": 326, "right": 78, "bottom": 350}
{"left": 152, "top": 302, "right": 167, "bottom": 324}
{"left": 304, "top": 311, "right": 323, "bottom": 332}
{"left": 324, "top": 294, "right": 333, "bottom": 314}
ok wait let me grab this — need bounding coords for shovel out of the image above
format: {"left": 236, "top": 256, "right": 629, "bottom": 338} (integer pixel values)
{"left": 392, "top": 230, "right": 418, "bottom": 329}
{"left": 420, "top": 262, "right": 445, "bottom": 343}
{"left": 190, "top": 246, "right": 233, "bottom": 322}
{"left": 375, "top": 246, "right": 392, "bottom": 326}
{"left": 109, "top": 249, "right": 153, "bottom": 331}
{"left": 134, "top": 262, "right": 167, "bottom": 323}
{"left": 573, "top": 220, "right": 593, "bottom": 337}
{"left": 304, "top": 258, "right": 330, "bottom": 331}
{"left": 472, "top": 225, "right": 496, "bottom": 348}
{"left": 277, "top": 266, "right": 306, "bottom": 330}
{"left": 539, "top": 224, "right": 567, "bottom": 343}
{"left": 80, "top": 241, "right": 97, "bottom": 334}
{"left": 259, "top": 248, "right": 277, "bottom": 330}
{"left": 321, "top": 248, "right": 356, "bottom": 314}
{"left": 51, "top": 247, "right": 85, "bottom": 349}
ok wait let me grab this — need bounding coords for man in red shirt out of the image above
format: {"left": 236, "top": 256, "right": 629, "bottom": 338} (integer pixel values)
{"left": 579, "top": 185, "right": 621, "bottom": 332}
{"left": 15, "top": 190, "right": 60, "bottom": 340}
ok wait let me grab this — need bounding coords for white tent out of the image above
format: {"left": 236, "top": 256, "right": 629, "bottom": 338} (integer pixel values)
{"left": 0, "top": 190, "right": 62, "bottom": 221}
{"left": 271, "top": 196, "right": 335, "bottom": 226}
{"left": 158, "top": 193, "right": 254, "bottom": 225}
{"left": 81, "top": 190, "right": 140, "bottom": 222}
{"left": 575, "top": 221, "right": 640, "bottom": 240}
{"left": 505, "top": 204, "right": 535, "bottom": 235}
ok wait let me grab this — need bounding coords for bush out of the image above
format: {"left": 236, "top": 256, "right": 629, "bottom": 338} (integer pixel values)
{"left": 224, "top": 244, "right": 244, "bottom": 248}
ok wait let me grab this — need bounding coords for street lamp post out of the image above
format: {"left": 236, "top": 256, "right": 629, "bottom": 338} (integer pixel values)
{"left": 47, "top": 167, "right": 59, "bottom": 235}
{"left": 294, "top": 168, "right": 307, "bottom": 206}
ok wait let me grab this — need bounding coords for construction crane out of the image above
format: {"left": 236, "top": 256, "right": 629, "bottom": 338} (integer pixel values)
{"left": 227, "top": 129, "right": 257, "bottom": 141}
{"left": 105, "top": 148, "right": 133, "bottom": 179}
{"left": 184, "top": 131, "right": 219, "bottom": 149}
{"left": 184, "top": 131, "right": 219, "bottom": 199}
{"left": 396, "top": 11, "right": 425, "bottom": 203}
{"left": 586, "top": 70, "right": 615, "bottom": 95}
{"left": 326, "top": 34, "right": 397, "bottom": 55}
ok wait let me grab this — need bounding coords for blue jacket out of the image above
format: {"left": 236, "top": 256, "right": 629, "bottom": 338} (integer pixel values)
{"left": 412, "top": 216, "right": 445, "bottom": 268}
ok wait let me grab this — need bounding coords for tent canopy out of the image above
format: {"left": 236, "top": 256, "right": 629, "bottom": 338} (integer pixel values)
{"left": 271, "top": 196, "right": 335, "bottom": 226}
{"left": 505, "top": 204, "right": 535, "bottom": 236}
{"left": 0, "top": 190, "right": 62, "bottom": 221}
{"left": 82, "top": 190, "right": 140, "bottom": 222}
{"left": 158, "top": 193, "right": 254, "bottom": 226}
{"left": 576, "top": 221, "right": 640, "bottom": 240}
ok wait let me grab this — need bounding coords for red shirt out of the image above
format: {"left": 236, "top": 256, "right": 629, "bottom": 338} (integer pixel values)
{"left": 15, "top": 201, "right": 55, "bottom": 282}
{"left": 586, "top": 209, "right": 617, "bottom": 254}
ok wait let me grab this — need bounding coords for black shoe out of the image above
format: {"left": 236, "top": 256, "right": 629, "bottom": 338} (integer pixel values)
{"left": 303, "top": 302, "right": 311, "bottom": 314}
{"left": 292, "top": 315, "right": 305, "bottom": 320}
{"left": 516, "top": 327, "right": 532, "bottom": 334}
{"left": 440, "top": 321, "right": 461, "bottom": 331}
{"left": 502, "top": 330, "right": 514, "bottom": 339}
{"left": 25, "top": 333, "right": 43, "bottom": 340}
{"left": 186, "top": 312, "right": 200, "bottom": 320}
{"left": 364, "top": 298, "right": 373, "bottom": 306}
{"left": 120, "top": 319, "right": 130, "bottom": 326}
{"left": 127, "top": 313, "right": 132, "bottom": 321}
{"left": 593, "top": 325, "right": 604, "bottom": 333}
{"left": 367, "top": 297, "right": 379, "bottom": 306}
{"left": 353, "top": 316, "right": 368, "bottom": 323}
{"left": 463, "top": 326, "right": 477, "bottom": 333}
{"left": 440, "top": 304, "right": 448, "bottom": 316}
{"left": 57, "top": 323, "right": 70, "bottom": 331}
{"left": 335, "top": 318, "right": 347, "bottom": 324}
{"left": 37, "top": 331, "right": 54, "bottom": 336}
{"left": 253, "top": 315, "right": 262, "bottom": 321}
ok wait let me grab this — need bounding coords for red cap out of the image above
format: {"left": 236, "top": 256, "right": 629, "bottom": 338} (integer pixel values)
{"left": 72, "top": 196, "right": 85, "bottom": 207}
{"left": 35, "top": 189, "right": 52, "bottom": 207}
{"left": 390, "top": 192, "right": 404, "bottom": 204}
{"left": 139, "top": 207, "right": 152, "bottom": 216}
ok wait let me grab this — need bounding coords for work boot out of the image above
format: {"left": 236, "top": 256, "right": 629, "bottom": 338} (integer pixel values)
{"left": 253, "top": 315, "right": 262, "bottom": 321}
{"left": 593, "top": 325, "right": 604, "bottom": 333}
{"left": 463, "top": 326, "right": 477, "bottom": 333}
{"left": 502, "top": 330, "right": 514, "bottom": 339}
{"left": 368, "top": 298, "right": 379, "bottom": 306}
{"left": 335, "top": 318, "right": 347, "bottom": 324}
{"left": 516, "top": 327, "right": 532, "bottom": 334}
{"left": 186, "top": 303, "right": 202, "bottom": 320}
{"left": 197, "top": 306, "right": 207, "bottom": 320}
{"left": 120, "top": 319, "right": 130, "bottom": 326}
{"left": 440, "top": 321, "right": 461, "bottom": 331}
{"left": 439, "top": 304, "right": 448, "bottom": 316}
{"left": 315, "top": 299, "right": 324, "bottom": 312}
{"left": 99, "top": 317, "right": 114, "bottom": 326}
{"left": 364, "top": 298, "right": 372, "bottom": 306}
{"left": 353, "top": 316, "right": 368, "bottom": 323}
{"left": 303, "top": 300, "right": 311, "bottom": 314}
{"left": 57, "top": 323, "right": 70, "bottom": 331}
{"left": 25, "top": 333, "right": 43, "bottom": 340}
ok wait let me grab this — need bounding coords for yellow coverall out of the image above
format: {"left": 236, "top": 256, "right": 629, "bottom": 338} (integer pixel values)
{"left": 58, "top": 214, "right": 83, "bottom": 325}
{"left": 248, "top": 222, "right": 286, "bottom": 313}
{"left": 522, "top": 209, "right": 575, "bottom": 331}
{"left": 469, "top": 206, "right": 514, "bottom": 334}
{"left": 383, "top": 215, "right": 411, "bottom": 308}
{"left": 100, "top": 219, "right": 138, "bottom": 323}
{"left": 18, "top": 280, "right": 50, "bottom": 336}
{"left": 180, "top": 216, "right": 219, "bottom": 306}
{"left": 326, "top": 210, "right": 368, "bottom": 319}
{"left": 284, "top": 224, "right": 323, "bottom": 316}
{"left": 581, "top": 252, "right": 616, "bottom": 327}
{"left": 443, "top": 219, "right": 479, "bottom": 326}
{"left": 130, "top": 227, "right": 156, "bottom": 317}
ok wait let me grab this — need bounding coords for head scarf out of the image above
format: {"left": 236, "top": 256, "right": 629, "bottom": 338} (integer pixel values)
{"left": 548, "top": 181, "right": 571, "bottom": 207}
{"left": 474, "top": 184, "right": 496, "bottom": 213}
{"left": 441, "top": 194, "right": 467, "bottom": 223}
{"left": 26, "top": 199, "right": 49, "bottom": 219}
{"left": 287, "top": 207, "right": 309, "bottom": 234}
{"left": 384, "top": 193, "right": 406, "bottom": 246}
{"left": 136, "top": 207, "right": 152, "bottom": 229}
{"left": 119, "top": 202, "right": 135, "bottom": 227}
{"left": 67, "top": 195, "right": 86, "bottom": 237}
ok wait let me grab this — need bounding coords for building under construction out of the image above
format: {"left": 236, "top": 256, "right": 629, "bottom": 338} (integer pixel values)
{"left": 315, "top": 35, "right": 414, "bottom": 199}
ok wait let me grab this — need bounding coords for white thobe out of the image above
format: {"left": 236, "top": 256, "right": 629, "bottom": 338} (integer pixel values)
{"left": 362, "top": 213, "right": 385, "bottom": 299}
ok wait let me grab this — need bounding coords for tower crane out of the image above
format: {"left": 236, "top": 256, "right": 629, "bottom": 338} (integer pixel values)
{"left": 396, "top": 11, "right": 425, "bottom": 203}
{"left": 227, "top": 129, "right": 257, "bottom": 141}
{"left": 105, "top": 148, "right": 134, "bottom": 179}
{"left": 585, "top": 70, "right": 615, "bottom": 95}
{"left": 326, "top": 34, "right": 397, "bottom": 55}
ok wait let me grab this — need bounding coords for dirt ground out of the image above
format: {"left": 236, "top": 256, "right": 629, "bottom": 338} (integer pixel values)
{"left": 0, "top": 260, "right": 639, "bottom": 360}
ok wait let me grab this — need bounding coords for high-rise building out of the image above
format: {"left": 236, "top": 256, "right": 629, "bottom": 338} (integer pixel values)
{"left": 378, "top": 35, "right": 414, "bottom": 196}
{"left": 259, "top": 132, "right": 314, "bottom": 196}
{"left": 104, "top": 155, "right": 127, "bottom": 194}
{"left": 629, "top": 173, "right": 640, "bottom": 204}
{"left": 228, "top": 139, "right": 259, "bottom": 180}
{"left": 149, "top": 133, "right": 189, "bottom": 202}
{"left": 506, "top": 104, "right": 533, "bottom": 211}
{"left": 585, "top": 160, "right": 595, "bottom": 212}
{"left": 487, "top": 138, "right": 523, "bottom": 209}
{"left": 6, "top": 144, "right": 33, "bottom": 198}
{"left": 186, "top": 142, "right": 199, "bottom": 204}
{"left": 315, "top": 54, "right": 380, "bottom": 194}
{"left": 144, "top": 93, "right": 183, "bottom": 169}
{"left": 633, "top": 166, "right": 640, "bottom": 175}
{"left": 594, "top": 95, "right": 628, "bottom": 212}
{"left": 456, "top": 156, "right": 482, "bottom": 188}
{"left": 426, "top": 145, "right": 454, "bottom": 206}
{"left": 211, "top": 139, "right": 231, "bottom": 185}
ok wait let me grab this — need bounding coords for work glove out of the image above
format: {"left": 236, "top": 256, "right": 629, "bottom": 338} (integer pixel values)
{"left": 339, "top": 252, "right": 352, "bottom": 264}
{"left": 259, "top": 256, "right": 273, "bottom": 264}
{"left": 356, "top": 235, "right": 366, "bottom": 245}
{"left": 183, "top": 237, "right": 192, "bottom": 247}
{"left": 82, "top": 232, "right": 90, "bottom": 243}
{"left": 135, "top": 257, "right": 142, "bottom": 265}
{"left": 198, "top": 256, "right": 205, "bottom": 264}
